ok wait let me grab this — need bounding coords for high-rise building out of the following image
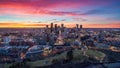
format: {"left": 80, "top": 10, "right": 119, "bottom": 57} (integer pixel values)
{"left": 45, "top": 25, "right": 49, "bottom": 33}
{"left": 61, "top": 24, "right": 64, "bottom": 28}
{"left": 54, "top": 24, "right": 58, "bottom": 33}
{"left": 46, "top": 25, "right": 49, "bottom": 29}
{"left": 80, "top": 25, "right": 82, "bottom": 29}
{"left": 76, "top": 24, "right": 79, "bottom": 29}
{"left": 55, "top": 24, "right": 57, "bottom": 29}
{"left": 50, "top": 23, "right": 53, "bottom": 32}
{"left": 61, "top": 24, "right": 64, "bottom": 32}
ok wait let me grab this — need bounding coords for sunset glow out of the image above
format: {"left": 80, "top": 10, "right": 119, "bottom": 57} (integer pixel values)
{"left": 0, "top": 0, "right": 120, "bottom": 28}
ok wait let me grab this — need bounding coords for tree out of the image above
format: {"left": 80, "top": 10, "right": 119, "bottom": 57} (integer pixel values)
{"left": 66, "top": 50, "right": 73, "bottom": 61}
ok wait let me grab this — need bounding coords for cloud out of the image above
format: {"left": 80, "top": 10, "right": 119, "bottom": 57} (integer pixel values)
{"left": 73, "top": 18, "right": 87, "bottom": 21}
{"left": 0, "top": 0, "right": 120, "bottom": 27}
{"left": 61, "top": 19, "right": 66, "bottom": 21}
{"left": 0, "top": 0, "right": 116, "bottom": 16}
{"left": 81, "top": 9, "right": 108, "bottom": 15}
{"left": 83, "top": 21, "right": 120, "bottom": 28}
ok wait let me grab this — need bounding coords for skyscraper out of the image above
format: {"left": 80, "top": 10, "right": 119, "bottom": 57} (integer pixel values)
{"left": 55, "top": 24, "right": 57, "bottom": 29}
{"left": 61, "top": 24, "right": 64, "bottom": 32}
{"left": 76, "top": 24, "right": 79, "bottom": 29}
{"left": 54, "top": 24, "right": 58, "bottom": 33}
{"left": 61, "top": 24, "right": 64, "bottom": 28}
{"left": 80, "top": 25, "right": 82, "bottom": 29}
{"left": 50, "top": 23, "right": 53, "bottom": 32}
{"left": 46, "top": 25, "right": 49, "bottom": 29}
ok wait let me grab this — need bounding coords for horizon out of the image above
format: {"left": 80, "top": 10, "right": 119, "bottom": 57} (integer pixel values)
{"left": 0, "top": 23, "right": 120, "bottom": 28}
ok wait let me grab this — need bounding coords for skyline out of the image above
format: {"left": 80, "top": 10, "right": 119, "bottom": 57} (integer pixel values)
{"left": 0, "top": 0, "right": 120, "bottom": 28}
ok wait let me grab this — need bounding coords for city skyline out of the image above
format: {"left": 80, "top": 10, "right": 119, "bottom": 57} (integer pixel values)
{"left": 0, "top": 0, "right": 120, "bottom": 28}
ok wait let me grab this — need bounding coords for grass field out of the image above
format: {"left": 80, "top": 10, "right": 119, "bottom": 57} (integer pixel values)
{"left": 4, "top": 49, "right": 105, "bottom": 68}
{"left": 28, "top": 49, "right": 105, "bottom": 67}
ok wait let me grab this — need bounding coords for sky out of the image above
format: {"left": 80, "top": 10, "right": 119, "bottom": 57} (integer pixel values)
{"left": 0, "top": 0, "right": 120, "bottom": 28}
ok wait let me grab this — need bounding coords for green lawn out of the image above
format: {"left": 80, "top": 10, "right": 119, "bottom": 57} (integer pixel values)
{"left": 28, "top": 49, "right": 105, "bottom": 67}
{"left": 4, "top": 49, "right": 106, "bottom": 68}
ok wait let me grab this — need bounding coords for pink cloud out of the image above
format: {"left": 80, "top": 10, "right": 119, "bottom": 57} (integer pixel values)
{"left": 0, "top": 0, "right": 108, "bottom": 16}
{"left": 0, "top": 6, "right": 81, "bottom": 16}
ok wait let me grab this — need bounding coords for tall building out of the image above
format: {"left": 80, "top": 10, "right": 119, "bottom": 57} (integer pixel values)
{"left": 54, "top": 24, "right": 58, "bottom": 33}
{"left": 46, "top": 25, "right": 49, "bottom": 29}
{"left": 45, "top": 25, "right": 49, "bottom": 33}
{"left": 50, "top": 23, "right": 53, "bottom": 32}
{"left": 61, "top": 24, "right": 64, "bottom": 28}
{"left": 76, "top": 24, "right": 79, "bottom": 29}
{"left": 80, "top": 25, "right": 82, "bottom": 29}
{"left": 61, "top": 24, "right": 64, "bottom": 32}
{"left": 55, "top": 24, "right": 57, "bottom": 29}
